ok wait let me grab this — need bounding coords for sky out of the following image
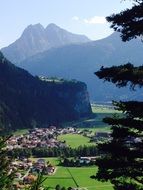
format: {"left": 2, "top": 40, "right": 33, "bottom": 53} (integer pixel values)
{"left": 0, "top": 0, "right": 133, "bottom": 48}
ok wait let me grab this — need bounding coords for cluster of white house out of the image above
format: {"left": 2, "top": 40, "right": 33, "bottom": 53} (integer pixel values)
{"left": 11, "top": 158, "right": 56, "bottom": 189}
{"left": 6, "top": 127, "right": 81, "bottom": 150}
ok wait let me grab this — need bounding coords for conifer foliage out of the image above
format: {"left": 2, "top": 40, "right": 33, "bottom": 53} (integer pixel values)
{"left": 106, "top": 0, "right": 143, "bottom": 41}
{"left": 95, "top": 1, "right": 143, "bottom": 190}
{"left": 0, "top": 136, "right": 14, "bottom": 190}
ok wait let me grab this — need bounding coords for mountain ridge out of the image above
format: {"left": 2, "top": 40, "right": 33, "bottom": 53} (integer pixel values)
{"left": 1, "top": 23, "right": 90, "bottom": 63}
{"left": 2, "top": 25, "right": 143, "bottom": 101}
{"left": 19, "top": 32, "right": 143, "bottom": 101}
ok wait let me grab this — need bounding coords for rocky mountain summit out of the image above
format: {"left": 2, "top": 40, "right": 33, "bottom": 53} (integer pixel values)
{"left": 1, "top": 23, "right": 90, "bottom": 63}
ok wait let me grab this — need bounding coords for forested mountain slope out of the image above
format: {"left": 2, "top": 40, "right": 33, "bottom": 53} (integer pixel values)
{"left": 0, "top": 52, "right": 91, "bottom": 130}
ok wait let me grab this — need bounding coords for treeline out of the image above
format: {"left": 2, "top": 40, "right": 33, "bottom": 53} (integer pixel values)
{"left": 7, "top": 145, "right": 97, "bottom": 158}
{"left": 60, "top": 157, "right": 96, "bottom": 167}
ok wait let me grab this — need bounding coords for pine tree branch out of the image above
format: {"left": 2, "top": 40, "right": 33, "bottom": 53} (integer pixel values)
{"left": 106, "top": 1, "right": 143, "bottom": 41}
{"left": 95, "top": 63, "right": 143, "bottom": 89}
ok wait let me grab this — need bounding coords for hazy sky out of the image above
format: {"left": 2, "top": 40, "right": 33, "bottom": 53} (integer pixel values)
{"left": 0, "top": 0, "right": 132, "bottom": 48}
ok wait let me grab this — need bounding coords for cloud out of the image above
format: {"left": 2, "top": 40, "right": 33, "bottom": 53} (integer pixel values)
{"left": 72, "top": 16, "right": 80, "bottom": 21}
{"left": 84, "top": 16, "right": 107, "bottom": 24}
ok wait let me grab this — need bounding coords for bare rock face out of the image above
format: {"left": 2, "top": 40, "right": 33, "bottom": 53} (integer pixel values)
{"left": 54, "top": 80, "right": 92, "bottom": 118}
{"left": 74, "top": 85, "right": 91, "bottom": 117}
{"left": 1, "top": 23, "right": 90, "bottom": 63}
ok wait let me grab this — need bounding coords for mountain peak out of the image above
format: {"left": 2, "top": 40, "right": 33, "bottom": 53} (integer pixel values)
{"left": 27, "top": 23, "right": 43, "bottom": 28}
{"left": 45, "top": 23, "right": 62, "bottom": 33}
{"left": 1, "top": 23, "right": 90, "bottom": 63}
{"left": 46, "top": 23, "right": 60, "bottom": 29}
{"left": 22, "top": 23, "right": 44, "bottom": 35}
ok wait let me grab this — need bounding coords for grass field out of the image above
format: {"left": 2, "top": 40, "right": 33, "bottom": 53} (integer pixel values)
{"left": 43, "top": 160, "right": 113, "bottom": 190}
{"left": 57, "top": 134, "right": 94, "bottom": 148}
{"left": 30, "top": 157, "right": 113, "bottom": 190}
{"left": 91, "top": 104, "right": 120, "bottom": 114}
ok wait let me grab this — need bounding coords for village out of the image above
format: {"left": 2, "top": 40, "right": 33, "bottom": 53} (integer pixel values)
{"left": 6, "top": 127, "right": 112, "bottom": 189}
{"left": 7, "top": 127, "right": 111, "bottom": 150}
{"left": 7, "top": 126, "right": 140, "bottom": 189}
{"left": 6, "top": 127, "right": 82, "bottom": 150}
{"left": 10, "top": 157, "right": 56, "bottom": 189}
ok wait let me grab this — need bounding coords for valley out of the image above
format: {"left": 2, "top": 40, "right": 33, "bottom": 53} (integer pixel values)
{"left": 8, "top": 105, "right": 117, "bottom": 190}
{"left": 0, "top": 0, "right": 142, "bottom": 190}
{"left": 2, "top": 24, "right": 143, "bottom": 102}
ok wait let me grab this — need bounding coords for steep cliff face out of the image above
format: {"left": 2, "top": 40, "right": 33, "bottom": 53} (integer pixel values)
{"left": 49, "top": 79, "right": 91, "bottom": 118}
{"left": 0, "top": 52, "right": 91, "bottom": 130}
{"left": 74, "top": 86, "right": 91, "bottom": 117}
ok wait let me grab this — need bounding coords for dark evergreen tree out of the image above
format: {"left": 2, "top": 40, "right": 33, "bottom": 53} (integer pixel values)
{"left": 61, "top": 187, "right": 66, "bottom": 190}
{"left": 106, "top": 0, "right": 143, "bottom": 42}
{"left": 0, "top": 136, "right": 15, "bottom": 190}
{"left": 55, "top": 184, "right": 61, "bottom": 190}
{"left": 94, "top": 1, "right": 143, "bottom": 190}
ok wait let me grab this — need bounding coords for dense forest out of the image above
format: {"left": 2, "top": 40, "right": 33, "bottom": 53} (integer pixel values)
{"left": 0, "top": 52, "right": 91, "bottom": 131}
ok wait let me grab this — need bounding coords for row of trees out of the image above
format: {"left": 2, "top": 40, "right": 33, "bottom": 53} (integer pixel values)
{"left": 61, "top": 157, "right": 96, "bottom": 167}
{"left": 8, "top": 145, "right": 98, "bottom": 158}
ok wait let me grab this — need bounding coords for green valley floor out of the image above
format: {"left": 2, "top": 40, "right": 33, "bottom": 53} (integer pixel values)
{"left": 43, "top": 165, "right": 113, "bottom": 190}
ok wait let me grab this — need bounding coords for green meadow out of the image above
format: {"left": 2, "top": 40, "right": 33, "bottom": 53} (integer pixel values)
{"left": 29, "top": 157, "right": 113, "bottom": 190}
{"left": 57, "top": 134, "right": 94, "bottom": 148}
{"left": 91, "top": 104, "right": 119, "bottom": 114}
{"left": 42, "top": 158, "right": 113, "bottom": 190}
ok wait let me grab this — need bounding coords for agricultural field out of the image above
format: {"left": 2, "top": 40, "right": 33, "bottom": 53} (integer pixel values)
{"left": 91, "top": 104, "right": 119, "bottom": 114}
{"left": 42, "top": 158, "right": 113, "bottom": 190}
{"left": 57, "top": 134, "right": 94, "bottom": 148}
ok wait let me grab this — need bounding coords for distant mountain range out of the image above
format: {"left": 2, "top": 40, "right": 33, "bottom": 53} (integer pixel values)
{"left": 1, "top": 24, "right": 143, "bottom": 102}
{"left": 1, "top": 23, "right": 90, "bottom": 63}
